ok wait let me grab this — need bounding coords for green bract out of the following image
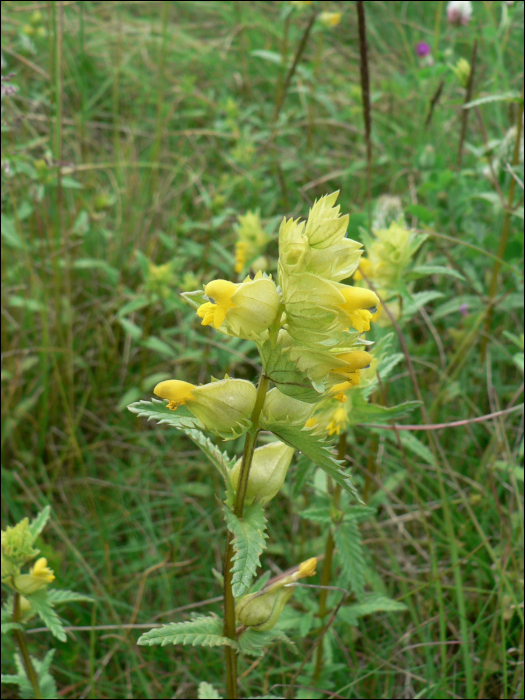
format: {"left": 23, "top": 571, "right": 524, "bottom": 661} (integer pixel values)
{"left": 229, "top": 441, "right": 295, "bottom": 505}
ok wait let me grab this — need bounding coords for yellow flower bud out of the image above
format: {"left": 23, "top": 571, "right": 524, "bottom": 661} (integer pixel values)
{"left": 326, "top": 406, "right": 348, "bottom": 436}
{"left": 229, "top": 441, "right": 295, "bottom": 505}
{"left": 14, "top": 557, "right": 55, "bottom": 595}
{"left": 154, "top": 377, "right": 257, "bottom": 437}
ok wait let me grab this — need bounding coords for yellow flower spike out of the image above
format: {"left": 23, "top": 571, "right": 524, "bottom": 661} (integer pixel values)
{"left": 154, "top": 380, "right": 195, "bottom": 411}
{"left": 197, "top": 279, "right": 238, "bottom": 329}
{"left": 13, "top": 557, "right": 55, "bottom": 595}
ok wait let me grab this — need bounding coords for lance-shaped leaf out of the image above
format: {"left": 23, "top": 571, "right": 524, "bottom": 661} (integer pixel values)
{"left": 47, "top": 589, "right": 94, "bottom": 605}
{"left": 257, "top": 339, "right": 323, "bottom": 404}
{"left": 137, "top": 614, "right": 237, "bottom": 648}
{"left": 128, "top": 399, "right": 203, "bottom": 430}
{"left": 263, "top": 421, "right": 362, "bottom": 503}
{"left": 29, "top": 506, "right": 51, "bottom": 541}
{"left": 224, "top": 503, "right": 268, "bottom": 598}
{"left": 334, "top": 520, "right": 366, "bottom": 600}
{"left": 338, "top": 593, "right": 408, "bottom": 626}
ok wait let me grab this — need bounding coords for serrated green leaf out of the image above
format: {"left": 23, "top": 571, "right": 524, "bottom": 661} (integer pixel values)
{"left": 137, "top": 614, "right": 237, "bottom": 648}
{"left": 237, "top": 627, "right": 297, "bottom": 657}
{"left": 343, "top": 505, "right": 376, "bottom": 522}
{"left": 257, "top": 339, "right": 323, "bottom": 404}
{"left": 347, "top": 391, "right": 420, "bottom": 427}
{"left": 1, "top": 622, "right": 24, "bottom": 634}
{"left": 128, "top": 398, "right": 203, "bottom": 431}
{"left": 27, "top": 591, "right": 66, "bottom": 641}
{"left": 334, "top": 520, "right": 366, "bottom": 600}
{"left": 339, "top": 593, "right": 408, "bottom": 626}
{"left": 183, "top": 428, "right": 233, "bottom": 482}
{"left": 29, "top": 505, "right": 51, "bottom": 541}
{"left": 11, "top": 650, "right": 58, "bottom": 700}
{"left": 299, "top": 505, "right": 332, "bottom": 524}
{"left": 266, "top": 422, "right": 362, "bottom": 502}
{"left": 224, "top": 503, "right": 268, "bottom": 598}
{"left": 1, "top": 674, "right": 21, "bottom": 683}
{"left": 47, "top": 589, "right": 94, "bottom": 605}
{"left": 198, "top": 681, "right": 222, "bottom": 699}
{"left": 409, "top": 265, "right": 465, "bottom": 281}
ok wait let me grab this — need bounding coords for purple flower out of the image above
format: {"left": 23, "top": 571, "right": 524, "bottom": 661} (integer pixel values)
{"left": 416, "top": 42, "right": 431, "bottom": 58}
{"left": 459, "top": 302, "right": 469, "bottom": 317}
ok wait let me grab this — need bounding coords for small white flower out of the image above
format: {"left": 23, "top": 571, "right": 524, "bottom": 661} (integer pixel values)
{"left": 447, "top": 0, "right": 473, "bottom": 26}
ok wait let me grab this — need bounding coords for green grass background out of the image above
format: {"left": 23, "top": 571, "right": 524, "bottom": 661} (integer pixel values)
{"left": 1, "top": 1, "right": 523, "bottom": 698}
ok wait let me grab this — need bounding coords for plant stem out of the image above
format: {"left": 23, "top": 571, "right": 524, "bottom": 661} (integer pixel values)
{"left": 223, "top": 373, "right": 270, "bottom": 699}
{"left": 313, "top": 432, "right": 346, "bottom": 683}
{"left": 480, "top": 79, "right": 524, "bottom": 359}
{"left": 356, "top": 1, "right": 372, "bottom": 226}
{"left": 273, "top": 10, "right": 317, "bottom": 124}
{"left": 12, "top": 592, "right": 41, "bottom": 699}
{"left": 457, "top": 39, "right": 478, "bottom": 169}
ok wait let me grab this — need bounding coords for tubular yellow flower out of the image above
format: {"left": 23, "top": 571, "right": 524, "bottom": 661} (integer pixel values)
{"left": 196, "top": 274, "right": 280, "bottom": 339}
{"left": 339, "top": 285, "right": 379, "bottom": 315}
{"left": 155, "top": 377, "right": 257, "bottom": 437}
{"left": 347, "top": 309, "right": 374, "bottom": 333}
{"left": 329, "top": 380, "right": 354, "bottom": 402}
{"left": 13, "top": 557, "right": 55, "bottom": 595}
{"left": 154, "top": 380, "right": 195, "bottom": 410}
{"left": 197, "top": 280, "right": 238, "bottom": 329}
{"left": 332, "top": 351, "right": 371, "bottom": 376}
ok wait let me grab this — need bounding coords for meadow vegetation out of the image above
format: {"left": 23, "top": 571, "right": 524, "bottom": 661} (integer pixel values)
{"left": 1, "top": 1, "right": 524, "bottom": 698}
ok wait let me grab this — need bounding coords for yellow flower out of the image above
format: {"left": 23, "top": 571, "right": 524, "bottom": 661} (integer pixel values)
{"left": 331, "top": 351, "right": 371, "bottom": 377}
{"left": 154, "top": 377, "right": 257, "bottom": 438}
{"left": 197, "top": 274, "right": 280, "bottom": 339}
{"left": 234, "top": 241, "right": 249, "bottom": 274}
{"left": 197, "top": 279, "right": 238, "bottom": 329}
{"left": 353, "top": 257, "right": 374, "bottom": 282}
{"left": 13, "top": 557, "right": 55, "bottom": 595}
{"left": 326, "top": 406, "right": 348, "bottom": 436}
{"left": 319, "top": 12, "right": 342, "bottom": 28}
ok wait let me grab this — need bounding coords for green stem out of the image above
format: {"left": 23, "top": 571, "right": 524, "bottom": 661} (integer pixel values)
{"left": 12, "top": 593, "right": 41, "bottom": 699}
{"left": 356, "top": 1, "right": 372, "bottom": 227}
{"left": 457, "top": 39, "right": 478, "bottom": 169}
{"left": 223, "top": 373, "right": 270, "bottom": 699}
{"left": 480, "top": 79, "right": 524, "bottom": 359}
{"left": 313, "top": 432, "right": 346, "bottom": 683}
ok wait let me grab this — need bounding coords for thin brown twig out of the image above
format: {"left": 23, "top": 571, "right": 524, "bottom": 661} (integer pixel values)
{"left": 362, "top": 404, "right": 523, "bottom": 431}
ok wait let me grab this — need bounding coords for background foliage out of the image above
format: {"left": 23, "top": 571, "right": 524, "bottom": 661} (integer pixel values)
{"left": 1, "top": 1, "right": 523, "bottom": 698}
